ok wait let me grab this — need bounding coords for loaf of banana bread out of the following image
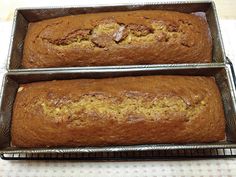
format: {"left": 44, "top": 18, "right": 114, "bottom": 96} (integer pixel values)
{"left": 11, "top": 76, "right": 225, "bottom": 147}
{"left": 22, "top": 10, "right": 212, "bottom": 68}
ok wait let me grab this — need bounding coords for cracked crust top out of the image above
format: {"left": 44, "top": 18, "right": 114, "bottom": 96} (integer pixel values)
{"left": 22, "top": 10, "right": 212, "bottom": 68}
{"left": 11, "top": 76, "right": 225, "bottom": 147}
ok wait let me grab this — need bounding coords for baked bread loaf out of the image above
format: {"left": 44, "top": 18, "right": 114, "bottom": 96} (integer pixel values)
{"left": 11, "top": 76, "right": 225, "bottom": 147}
{"left": 22, "top": 10, "right": 212, "bottom": 68}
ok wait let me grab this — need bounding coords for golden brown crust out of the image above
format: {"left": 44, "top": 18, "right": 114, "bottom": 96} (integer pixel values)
{"left": 11, "top": 76, "right": 225, "bottom": 147}
{"left": 22, "top": 10, "right": 212, "bottom": 68}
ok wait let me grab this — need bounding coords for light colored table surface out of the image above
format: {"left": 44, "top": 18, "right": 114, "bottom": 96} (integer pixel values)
{"left": 0, "top": 0, "right": 236, "bottom": 176}
{"left": 1, "top": 0, "right": 236, "bottom": 20}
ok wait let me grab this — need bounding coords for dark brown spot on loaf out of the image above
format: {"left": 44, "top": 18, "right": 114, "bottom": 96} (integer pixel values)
{"left": 143, "top": 16, "right": 150, "bottom": 19}
{"left": 128, "top": 24, "right": 154, "bottom": 37}
{"left": 156, "top": 32, "right": 169, "bottom": 42}
{"left": 91, "top": 35, "right": 108, "bottom": 48}
{"left": 42, "top": 29, "right": 90, "bottom": 46}
{"left": 166, "top": 23, "right": 179, "bottom": 32}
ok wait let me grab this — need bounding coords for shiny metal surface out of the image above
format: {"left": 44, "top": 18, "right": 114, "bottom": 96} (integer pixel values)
{"left": 6, "top": 1, "right": 225, "bottom": 70}
{"left": 0, "top": 63, "right": 236, "bottom": 154}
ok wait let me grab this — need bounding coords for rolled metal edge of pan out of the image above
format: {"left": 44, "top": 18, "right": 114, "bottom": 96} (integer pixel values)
{"left": 0, "top": 74, "right": 10, "bottom": 151}
{"left": 210, "top": 1, "right": 226, "bottom": 62}
{"left": 7, "top": 63, "right": 226, "bottom": 75}
{"left": 6, "top": 9, "right": 18, "bottom": 71}
{"left": 224, "top": 60, "right": 236, "bottom": 142}
{"left": 2, "top": 144, "right": 236, "bottom": 154}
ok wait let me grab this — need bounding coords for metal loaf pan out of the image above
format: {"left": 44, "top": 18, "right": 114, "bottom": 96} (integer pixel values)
{"left": 7, "top": 1, "right": 225, "bottom": 71}
{"left": 0, "top": 63, "right": 236, "bottom": 155}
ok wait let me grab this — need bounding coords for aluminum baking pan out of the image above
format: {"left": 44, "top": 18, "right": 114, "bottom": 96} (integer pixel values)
{"left": 6, "top": 1, "right": 226, "bottom": 71}
{"left": 0, "top": 63, "right": 236, "bottom": 154}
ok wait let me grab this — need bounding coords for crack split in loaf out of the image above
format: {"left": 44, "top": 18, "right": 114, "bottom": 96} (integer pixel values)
{"left": 22, "top": 10, "right": 212, "bottom": 68}
{"left": 11, "top": 76, "right": 225, "bottom": 147}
